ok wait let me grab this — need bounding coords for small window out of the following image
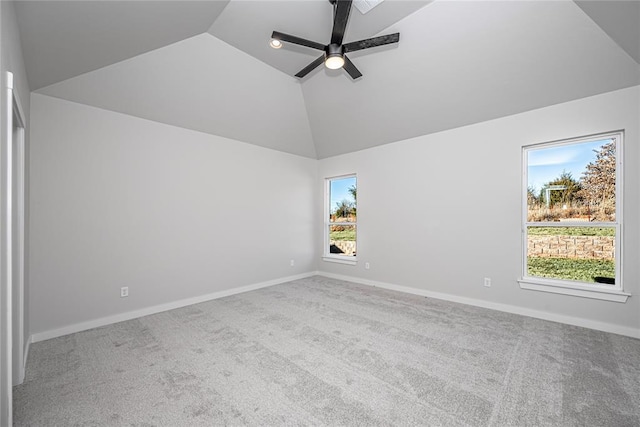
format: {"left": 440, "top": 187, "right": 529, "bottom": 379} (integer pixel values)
{"left": 324, "top": 175, "right": 357, "bottom": 264}
{"left": 520, "top": 132, "right": 628, "bottom": 302}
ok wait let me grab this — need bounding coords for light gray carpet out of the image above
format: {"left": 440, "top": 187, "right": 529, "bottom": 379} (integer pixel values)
{"left": 13, "top": 276, "right": 640, "bottom": 426}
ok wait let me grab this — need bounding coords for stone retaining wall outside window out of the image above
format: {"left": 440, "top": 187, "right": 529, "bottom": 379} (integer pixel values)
{"left": 330, "top": 240, "right": 356, "bottom": 256}
{"left": 527, "top": 235, "right": 614, "bottom": 260}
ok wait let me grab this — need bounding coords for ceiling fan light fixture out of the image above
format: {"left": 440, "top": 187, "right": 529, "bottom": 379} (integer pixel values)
{"left": 325, "top": 54, "right": 345, "bottom": 69}
{"left": 269, "top": 38, "right": 283, "bottom": 49}
{"left": 325, "top": 43, "right": 344, "bottom": 69}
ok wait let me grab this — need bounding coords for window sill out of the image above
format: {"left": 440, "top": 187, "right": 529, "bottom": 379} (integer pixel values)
{"left": 518, "top": 277, "right": 630, "bottom": 302}
{"left": 322, "top": 256, "right": 357, "bottom": 266}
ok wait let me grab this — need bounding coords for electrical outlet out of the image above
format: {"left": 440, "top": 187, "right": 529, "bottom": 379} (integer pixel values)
{"left": 365, "top": 262, "right": 370, "bottom": 270}
{"left": 290, "top": 259, "right": 295, "bottom": 267}
{"left": 120, "top": 286, "right": 129, "bottom": 297}
{"left": 484, "top": 278, "right": 491, "bottom": 288}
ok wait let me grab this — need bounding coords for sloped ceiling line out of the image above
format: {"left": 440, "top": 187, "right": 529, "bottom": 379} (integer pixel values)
{"left": 16, "top": 0, "right": 232, "bottom": 91}
{"left": 38, "top": 33, "right": 318, "bottom": 158}
{"left": 575, "top": 0, "right": 640, "bottom": 65}
{"left": 18, "top": 1, "right": 640, "bottom": 159}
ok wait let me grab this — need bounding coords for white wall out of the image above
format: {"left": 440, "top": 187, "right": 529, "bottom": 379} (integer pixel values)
{"left": 24, "top": 83, "right": 640, "bottom": 346}
{"left": 29, "top": 94, "right": 317, "bottom": 338}
{"left": 1, "top": 0, "right": 30, "bottom": 424}
{"left": 318, "top": 86, "right": 640, "bottom": 336}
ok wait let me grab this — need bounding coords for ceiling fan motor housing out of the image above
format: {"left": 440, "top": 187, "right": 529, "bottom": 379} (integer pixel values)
{"left": 326, "top": 43, "right": 344, "bottom": 59}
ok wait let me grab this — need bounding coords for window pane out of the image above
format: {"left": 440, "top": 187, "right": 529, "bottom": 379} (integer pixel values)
{"left": 329, "top": 224, "right": 356, "bottom": 256}
{"left": 527, "top": 226, "right": 615, "bottom": 284}
{"left": 527, "top": 138, "right": 615, "bottom": 222}
{"left": 329, "top": 176, "right": 356, "bottom": 223}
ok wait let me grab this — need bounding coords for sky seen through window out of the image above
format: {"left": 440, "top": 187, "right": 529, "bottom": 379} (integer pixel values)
{"left": 330, "top": 176, "right": 356, "bottom": 215}
{"left": 528, "top": 139, "right": 612, "bottom": 193}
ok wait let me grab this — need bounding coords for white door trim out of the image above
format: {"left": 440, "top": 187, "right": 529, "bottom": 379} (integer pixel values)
{"left": 2, "top": 70, "right": 15, "bottom": 427}
{"left": 11, "top": 80, "right": 25, "bottom": 386}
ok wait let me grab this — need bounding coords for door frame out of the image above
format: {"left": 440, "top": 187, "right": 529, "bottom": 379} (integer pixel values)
{"left": 10, "top": 73, "right": 26, "bottom": 386}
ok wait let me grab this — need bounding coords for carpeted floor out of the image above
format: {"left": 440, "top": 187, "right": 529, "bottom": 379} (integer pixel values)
{"left": 13, "top": 276, "right": 640, "bottom": 426}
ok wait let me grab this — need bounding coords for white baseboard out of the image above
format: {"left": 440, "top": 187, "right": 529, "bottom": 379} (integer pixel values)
{"left": 31, "top": 272, "right": 317, "bottom": 343}
{"left": 318, "top": 271, "right": 640, "bottom": 339}
{"left": 19, "top": 336, "right": 31, "bottom": 384}
{"left": 29, "top": 270, "right": 640, "bottom": 343}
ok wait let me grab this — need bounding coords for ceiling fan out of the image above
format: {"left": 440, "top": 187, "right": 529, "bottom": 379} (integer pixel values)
{"left": 270, "top": 0, "right": 400, "bottom": 80}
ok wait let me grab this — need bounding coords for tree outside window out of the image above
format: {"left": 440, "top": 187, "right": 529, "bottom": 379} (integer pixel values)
{"left": 325, "top": 176, "right": 356, "bottom": 258}
{"left": 524, "top": 133, "right": 621, "bottom": 287}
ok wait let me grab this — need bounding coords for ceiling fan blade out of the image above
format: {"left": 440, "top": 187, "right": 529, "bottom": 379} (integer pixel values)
{"left": 272, "top": 31, "right": 326, "bottom": 51}
{"left": 343, "top": 33, "right": 400, "bottom": 53}
{"left": 330, "top": 0, "right": 352, "bottom": 45}
{"left": 342, "top": 56, "right": 362, "bottom": 80}
{"left": 295, "top": 55, "right": 326, "bottom": 78}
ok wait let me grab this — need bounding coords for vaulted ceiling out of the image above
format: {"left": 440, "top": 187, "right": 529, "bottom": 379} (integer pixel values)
{"left": 15, "top": 0, "right": 640, "bottom": 159}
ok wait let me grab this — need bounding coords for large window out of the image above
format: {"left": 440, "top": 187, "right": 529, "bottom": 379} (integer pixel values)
{"left": 520, "top": 132, "right": 627, "bottom": 302}
{"left": 324, "top": 175, "right": 357, "bottom": 264}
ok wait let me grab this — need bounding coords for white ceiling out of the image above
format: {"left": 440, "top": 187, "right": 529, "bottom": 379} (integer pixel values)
{"left": 15, "top": 0, "right": 231, "bottom": 90}
{"left": 575, "top": 0, "right": 640, "bottom": 64}
{"left": 16, "top": 0, "right": 640, "bottom": 159}
{"left": 37, "top": 33, "right": 318, "bottom": 158}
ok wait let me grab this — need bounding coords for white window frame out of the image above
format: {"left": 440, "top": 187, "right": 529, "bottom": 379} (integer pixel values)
{"left": 323, "top": 174, "right": 357, "bottom": 265}
{"left": 518, "top": 131, "right": 629, "bottom": 302}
